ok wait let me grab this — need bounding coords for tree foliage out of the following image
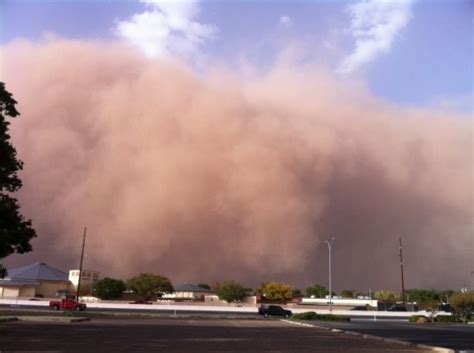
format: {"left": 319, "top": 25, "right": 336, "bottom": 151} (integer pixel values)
{"left": 450, "top": 292, "right": 474, "bottom": 323}
{"left": 306, "top": 284, "right": 328, "bottom": 298}
{"left": 374, "top": 290, "right": 400, "bottom": 301}
{"left": 341, "top": 289, "right": 355, "bottom": 298}
{"left": 94, "top": 277, "right": 126, "bottom": 300}
{"left": 77, "top": 283, "right": 94, "bottom": 296}
{"left": 0, "top": 82, "right": 37, "bottom": 278}
{"left": 438, "top": 289, "right": 455, "bottom": 303}
{"left": 258, "top": 281, "right": 292, "bottom": 301}
{"left": 127, "top": 273, "right": 173, "bottom": 300}
{"left": 216, "top": 280, "right": 249, "bottom": 303}
{"left": 406, "top": 289, "right": 440, "bottom": 310}
{"left": 291, "top": 288, "right": 303, "bottom": 298}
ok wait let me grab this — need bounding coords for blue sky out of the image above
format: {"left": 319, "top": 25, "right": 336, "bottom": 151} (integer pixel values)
{"left": 1, "top": 0, "right": 472, "bottom": 111}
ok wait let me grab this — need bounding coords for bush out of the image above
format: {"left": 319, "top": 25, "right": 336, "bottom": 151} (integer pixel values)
{"left": 291, "top": 312, "right": 350, "bottom": 322}
{"left": 291, "top": 312, "right": 319, "bottom": 320}
{"left": 450, "top": 292, "right": 474, "bottom": 323}
{"left": 434, "top": 315, "right": 460, "bottom": 323}
{"left": 408, "top": 315, "right": 429, "bottom": 323}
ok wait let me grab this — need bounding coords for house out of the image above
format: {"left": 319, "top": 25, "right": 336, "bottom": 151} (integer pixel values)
{"left": 0, "top": 262, "right": 71, "bottom": 298}
{"left": 162, "top": 283, "right": 214, "bottom": 301}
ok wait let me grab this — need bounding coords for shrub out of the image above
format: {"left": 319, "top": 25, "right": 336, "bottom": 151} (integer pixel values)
{"left": 409, "top": 315, "right": 429, "bottom": 323}
{"left": 434, "top": 315, "right": 460, "bottom": 323}
{"left": 291, "top": 312, "right": 319, "bottom": 320}
{"left": 450, "top": 292, "right": 474, "bottom": 323}
{"left": 291, "top": 312, "right": 350, "bottom": 322}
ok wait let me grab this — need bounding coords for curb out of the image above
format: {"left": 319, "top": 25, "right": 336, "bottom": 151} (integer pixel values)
{"left": 69, "top": 317, "right": 91, "bottom": 323}
{"left": 281, "top": 319, "right": 455, "bottom": 353}
{"left": 15, "top": 316, "right": 91, "bottom": 323}
{"left": 0, "top": 316, "right": 19, "bottom": 323}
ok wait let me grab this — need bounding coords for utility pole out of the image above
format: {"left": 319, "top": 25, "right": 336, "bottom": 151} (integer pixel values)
{"left": 325, "top": 237, "right": 335, "bottom": 313}
{"left": 399, "top": 237, "right": 406, "bottom": 306}
{"left": 76, "top": 227, "right": 87, "bottom": 301}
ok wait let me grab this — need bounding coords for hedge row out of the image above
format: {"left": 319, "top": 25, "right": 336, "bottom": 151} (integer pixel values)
{"left": 291, "top": 312, "right": 350, "bottom": 322}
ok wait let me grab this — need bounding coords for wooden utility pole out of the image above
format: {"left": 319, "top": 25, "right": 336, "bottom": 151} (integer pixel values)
{"left": 399, "top": 237, "right": 406, "bottom": 305}
{"left": 76, "top": 227, "right": 87, "bottom": 301}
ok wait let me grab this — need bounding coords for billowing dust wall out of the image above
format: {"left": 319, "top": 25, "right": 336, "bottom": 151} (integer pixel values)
{"left": 1, "top": 38, "right": 472, "bottom": 289}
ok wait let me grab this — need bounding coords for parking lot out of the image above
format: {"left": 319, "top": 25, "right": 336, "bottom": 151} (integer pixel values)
{"left": 0, "top": 317, "right": 435, "bottom": 353}
{"left": 307, "top": 319, "right": 474, "bottom": 351}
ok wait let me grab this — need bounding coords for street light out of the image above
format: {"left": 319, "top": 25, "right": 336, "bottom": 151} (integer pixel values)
{"left": 325, "top": 237, "right": 335, "bottom": 313}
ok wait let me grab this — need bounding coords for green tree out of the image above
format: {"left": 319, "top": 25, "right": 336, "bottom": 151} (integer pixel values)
{"left": 127, "top": 273, "right": 173, "bottom": 300}
{"left": 291, "top": 288, "right": 303, "bottom": 298}
{"left": 374, "top": 290, "right": 400, "bottom": 301}
{"left": 341, "top": 289, "right": 355, "bottom": 298}
{"left": 438, "top": 289, "right": 455, "bottom": 303}
{"left": 258, "top": 282, "right": 292, "bottom": 301}
{"left": 216, "top": 280, "right": 249, "bottom": 303}
{"left": 406, "top": 289, "right": 440, "bottom": 310}
{"left": 94, "top": 277, "right": 126, "bottom": 300}
{"left": 0, "top": 82, "right": 37, "bottom": 278}
{"left": 258, "top": 282, "right": 287, "bottom": 300}
{"left": 77, "top": 283, "right": 94, "bottom": 296}
{"left": 450, "top": 292, "right": 474, "bottom": 323}
{"left": 197, "top": 283, "right": 211, "bottom": 290}
{"left": 306, "top": 284, "right": 328, "bottom": 298}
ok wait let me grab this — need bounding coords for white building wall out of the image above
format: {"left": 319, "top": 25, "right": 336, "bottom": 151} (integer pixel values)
{"left": 68, "top": 269, "right": 99, "bottom": 289}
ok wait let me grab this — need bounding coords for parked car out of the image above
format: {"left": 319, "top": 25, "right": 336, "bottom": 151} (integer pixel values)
{"left": 387, "top": 305, "right": 407, "bottom": 312}
{"left": 49, "top": 297, "right": 86, "bottom": 311}
{"left": 438, "top": 303, "right": 453, "bottom": 312}
{"left": 258, "top": 305, "right": 292, "bottom": 318}
{"left": 129, "top": 300, "right": 152, "bottom": 304}
{"left": 350, "top": 305, "right": 368, "bottom": 311}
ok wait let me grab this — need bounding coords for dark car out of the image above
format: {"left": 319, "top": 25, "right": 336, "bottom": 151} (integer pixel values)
{"left": 258, "top": 305, "right": 292, "bottom": 318}
{"left": 387, "top": 305, "right": 407, "bottom": 312}
{"left": 350, "top": 305, "right": 368, "bottom": 311}
{"left": 438, "top": 303, "right": 453, "bottom": 312}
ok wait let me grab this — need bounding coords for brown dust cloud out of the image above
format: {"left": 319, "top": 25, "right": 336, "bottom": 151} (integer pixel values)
{"left": 1, "top": 38, "right": 472, "bottom": 290}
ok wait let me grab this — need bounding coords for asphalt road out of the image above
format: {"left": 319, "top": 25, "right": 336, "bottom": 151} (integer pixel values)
{"left": 0, "top": 317, "right": 434, "bottom": 353}
{"left": 306, "top": 319, "right": 474, "bottom": 351}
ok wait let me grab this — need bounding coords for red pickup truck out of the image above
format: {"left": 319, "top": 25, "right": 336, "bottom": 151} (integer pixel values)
{"left": 49, "top": 297, "right": 87, "bottom": 311}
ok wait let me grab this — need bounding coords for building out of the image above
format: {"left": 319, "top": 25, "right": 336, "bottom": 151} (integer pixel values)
{"left": 68, "top": 269, "right": 100, "bottom": 292}
{"left": 0, "top": 262, "right": 71, "bottom": 298}
{"left": 162, "top": 283, "right": 214, "bottom": 301}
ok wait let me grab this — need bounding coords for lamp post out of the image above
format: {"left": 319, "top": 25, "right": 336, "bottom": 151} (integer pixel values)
{"left": 325, "top": 237, "right": 335, "bottom": 313}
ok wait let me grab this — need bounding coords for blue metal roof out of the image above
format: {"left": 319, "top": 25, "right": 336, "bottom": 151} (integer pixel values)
{"left": 6, "top": 262, "right": 68, "bottom": 281}
{"left": 0, "top": 279, "right": 40, "bottom": 287}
